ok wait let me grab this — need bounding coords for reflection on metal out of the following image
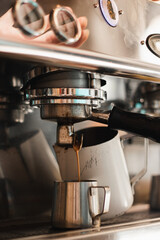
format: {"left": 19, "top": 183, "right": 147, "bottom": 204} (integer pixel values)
{"left": 26, "top": 88, "right": 106, "bottom": 100}
{"left": 146, "top": 34, "right": 160, "bottom": 58}
{"left": 12, "top": 0, "right": 46, "bottom": 37}
{"left": 49, "top": 6, "right": 82, "bottom": 44}
{"left": 12, "top": 217, "right": 160, "bottom": 240}
{"left": 133, "top": 82, "right": 160, "bottom": 116}
{"left": 1, "top": 37, "right": 160, "bottom": 83}
{"left": 31, "top": 98, "right": 100, "bottom": 106}
{"left": 12, "top": 1, "right": 81, "bottom": 44}
{"left": 0, "top": 75, "right": 31, "bottom": 125}
{"left": 26, "top": 87, "right": 106, "bottom": 112}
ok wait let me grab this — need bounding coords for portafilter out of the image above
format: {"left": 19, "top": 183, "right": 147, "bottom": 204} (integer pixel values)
{"left": 24, "top": 67, "right": 160, "bottom": 145}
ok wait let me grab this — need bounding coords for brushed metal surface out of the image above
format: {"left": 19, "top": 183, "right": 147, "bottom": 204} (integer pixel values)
{"left": 1, "top": 204, "right": 160, "bottom": 240}
{"left": 12, "top": 217, "right": 160, "bottom": 240}
{"left": 1, "top": 37, "right": 160, "bottom": 83}
{"left": 38, "top": 0, "right": 160, "bottom": 65}
{"left": 51, "top": 181, "right": 110, "bottom": 229}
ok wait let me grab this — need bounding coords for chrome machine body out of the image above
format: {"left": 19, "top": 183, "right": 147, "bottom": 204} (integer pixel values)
{"left": 38, "top": 0, "right": 160, "bottom": 63}
{"left": 37, "top": 0, "right": 160, "bottom": 106}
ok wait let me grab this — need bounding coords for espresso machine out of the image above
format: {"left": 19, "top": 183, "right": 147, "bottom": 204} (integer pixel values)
{"left": 2, "top": 0, "right": 160, "bottom": 239}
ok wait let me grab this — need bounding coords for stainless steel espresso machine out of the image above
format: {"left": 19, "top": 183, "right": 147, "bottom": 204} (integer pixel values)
{"left": 2, "top": 0, "right": 160, "bottom": 239}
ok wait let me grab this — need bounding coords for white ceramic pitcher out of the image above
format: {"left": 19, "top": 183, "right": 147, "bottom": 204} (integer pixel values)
{"left": 54, "top": 126, "right": 147, "bottom": 220}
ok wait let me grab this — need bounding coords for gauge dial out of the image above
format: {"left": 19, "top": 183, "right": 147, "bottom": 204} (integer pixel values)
{"left": 12, "top": 0, "right": 46, "bottom": 36}
{"left": 49, "top": 6, "right": 81, "bottom": 44}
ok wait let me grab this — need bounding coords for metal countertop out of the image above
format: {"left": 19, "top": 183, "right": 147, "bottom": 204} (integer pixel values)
{"left": 1, "top": 204, "right": 160, "bottom": 240}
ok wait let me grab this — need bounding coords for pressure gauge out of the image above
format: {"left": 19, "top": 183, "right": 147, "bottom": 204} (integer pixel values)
{"left": 99, "top": 0, "right": 119, "bottom": 27}
{"left": 12, "top": 0, "right": 46, "bottom": 37}
{"left": 49, "top": 6, "right": 81, "bottom": 45}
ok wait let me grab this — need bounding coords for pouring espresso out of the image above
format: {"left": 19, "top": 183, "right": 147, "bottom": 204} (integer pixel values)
{"left": 73, "top": 133, "right": 83, "bottom": 182}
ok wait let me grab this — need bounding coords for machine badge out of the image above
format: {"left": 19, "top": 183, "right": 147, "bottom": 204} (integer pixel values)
{"left": 99, "top": 0, "right": 119, "bottom": 27}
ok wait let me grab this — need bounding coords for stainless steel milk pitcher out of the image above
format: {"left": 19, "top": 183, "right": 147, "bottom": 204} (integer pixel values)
{"left": 51, "top": 180, "right": 110, "bottom": 229}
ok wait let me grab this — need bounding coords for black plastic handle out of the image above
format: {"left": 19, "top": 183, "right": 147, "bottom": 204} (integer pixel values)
{"left": 108, "top": 106, "right": 160, "bottom": 143}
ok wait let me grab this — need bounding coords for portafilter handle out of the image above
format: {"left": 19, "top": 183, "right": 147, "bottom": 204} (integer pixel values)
{"left": 91, "top": 106, "right": 160, "bottom": 143}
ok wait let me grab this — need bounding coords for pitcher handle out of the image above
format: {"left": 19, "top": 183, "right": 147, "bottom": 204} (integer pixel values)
{"left": 88, "top": 186, "right": 110, "bottom": 227}
{"left": 130, "top": 138, "right": 149, "bottom": 194}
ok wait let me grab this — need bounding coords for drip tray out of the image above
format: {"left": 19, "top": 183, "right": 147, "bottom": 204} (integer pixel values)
{"left": 1, "top": 204, "right": 160, "bottom": 240}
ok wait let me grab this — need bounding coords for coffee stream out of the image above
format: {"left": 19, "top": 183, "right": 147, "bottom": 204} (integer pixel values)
{"left": 73, "top": 134, "right": 83, "bottom": 182}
